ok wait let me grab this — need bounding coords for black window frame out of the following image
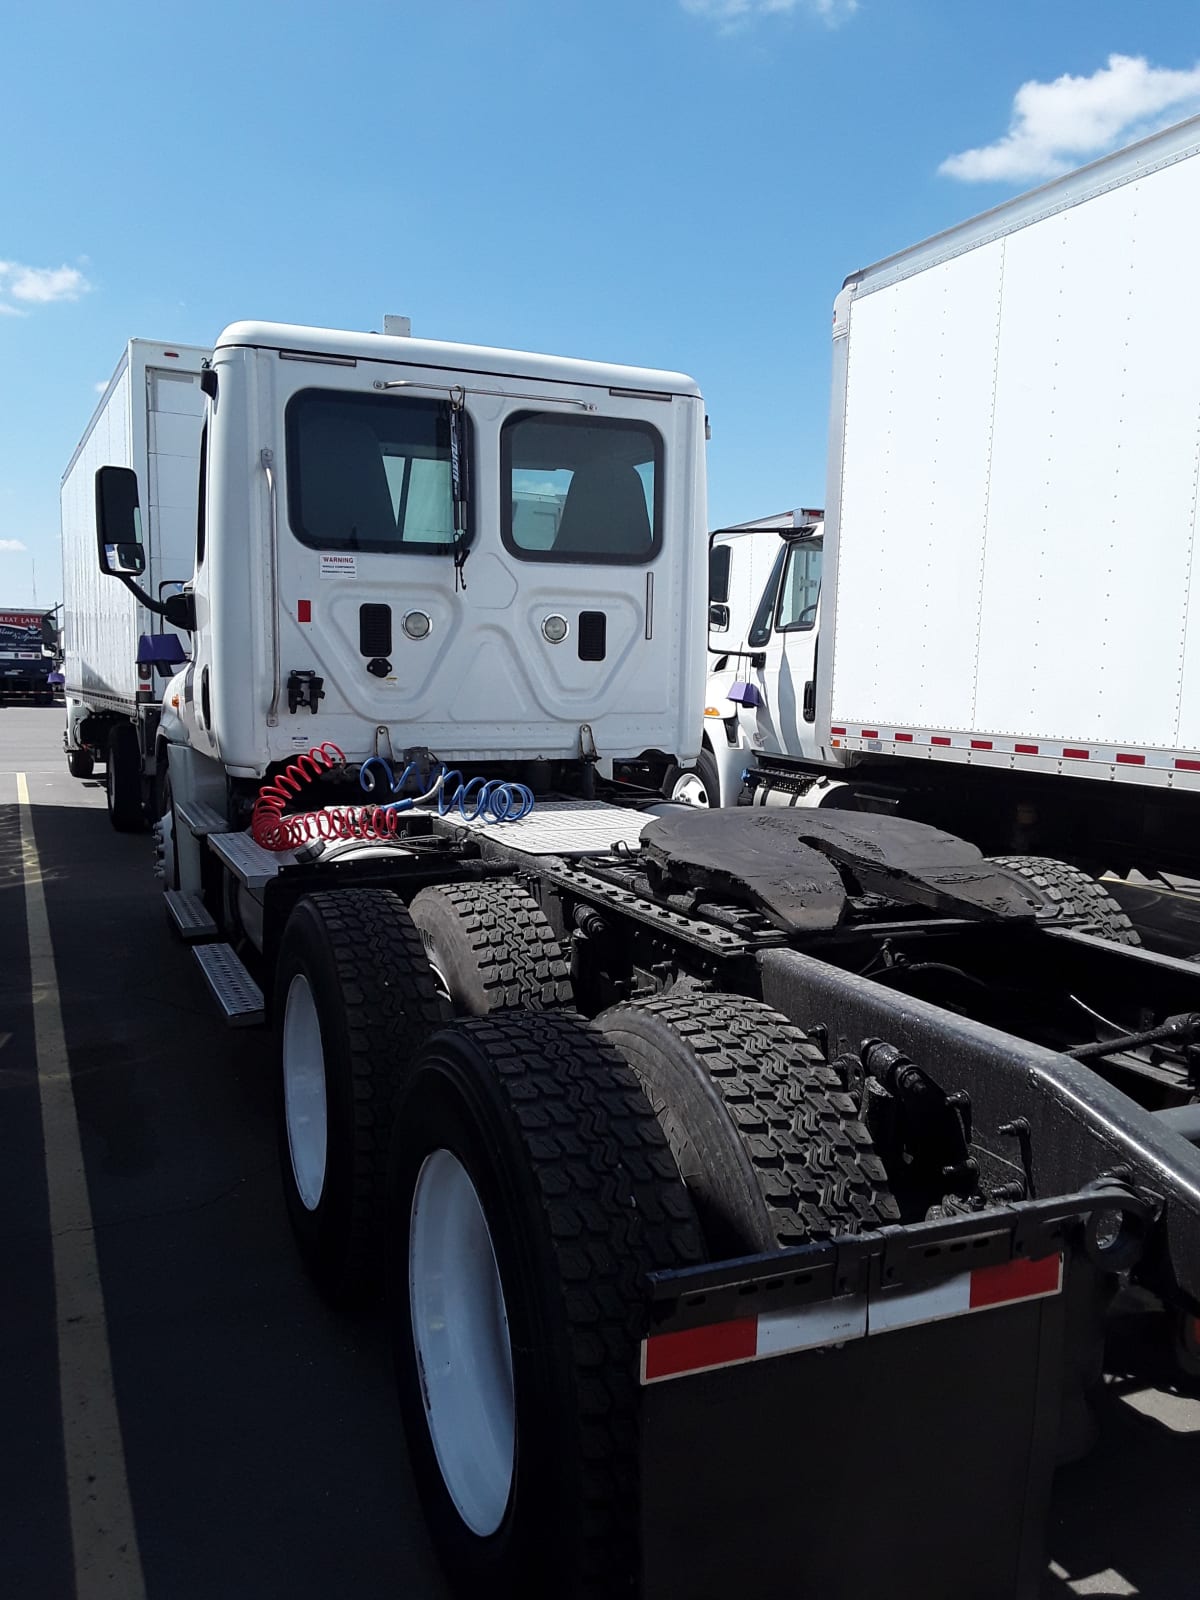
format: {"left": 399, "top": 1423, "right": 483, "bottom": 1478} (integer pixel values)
{"left": 284, "top": 387, "right": 474, "bottom": 557}
{"left": 747, "top": 542, "right": 787, "bottom": 648}
{"left": 500, "top": 410, "right": 664, "bottom": 566}
{"left": 195, "top": 420, "right": 208, "bottom": 567}
{"left": 773, "top": 538, "right": 823, "bottom": 635}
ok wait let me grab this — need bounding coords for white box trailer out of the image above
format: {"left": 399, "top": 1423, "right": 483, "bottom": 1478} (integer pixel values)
{"left": 61, "top": 340, "right": 209, "bottom": 825}
{"left": 822, "top": 113, "right": 1200, "bottom": 786}
{"left": 695, "top": 114, "right": 1200, "bottom": 884}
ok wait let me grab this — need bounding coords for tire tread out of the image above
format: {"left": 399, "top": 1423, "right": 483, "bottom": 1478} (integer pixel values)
{"left": 989, "top": 854, "right": 1140, "bottom": 945}
{"left": 603, "top": 994, "right": 899, "bottom": 1250}
{"left": 410, "top": 879, "right": 572, "bottom": 1010}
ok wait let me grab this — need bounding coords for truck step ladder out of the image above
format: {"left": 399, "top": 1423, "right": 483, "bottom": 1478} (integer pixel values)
{"left": 192, "top": 942, "right": 265, "bottom": 1027}
{"left": 176, "top": 799, "right": 231, "bottom": 837}
{"left": 164, "top": 889, "right": 218, "bottom": 942}
{"left": 208, "top": 830, "right": 300, "bottom": 888}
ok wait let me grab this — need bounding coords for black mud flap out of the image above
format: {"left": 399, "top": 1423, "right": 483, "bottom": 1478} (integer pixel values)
{"left": 639, "top": 1188, "right": 1149, "bottom": 1600}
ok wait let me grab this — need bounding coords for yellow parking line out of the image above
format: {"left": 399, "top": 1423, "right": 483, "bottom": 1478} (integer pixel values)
{"left": 17, "top": 774, "right": 146, "bottom": 1600}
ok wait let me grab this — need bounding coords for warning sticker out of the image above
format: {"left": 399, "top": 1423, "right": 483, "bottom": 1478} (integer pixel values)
{"left": 320, "top": 553, "right": 357, "bottom": 580}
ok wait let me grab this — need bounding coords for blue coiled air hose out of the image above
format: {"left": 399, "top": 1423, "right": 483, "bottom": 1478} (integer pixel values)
{"left": 358, "top": 757, "right": 535, "bottom": 822}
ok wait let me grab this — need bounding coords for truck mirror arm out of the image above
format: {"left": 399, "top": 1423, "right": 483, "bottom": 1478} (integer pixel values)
{"left": 112, "top": 573, "right": 196, "bottom": 632}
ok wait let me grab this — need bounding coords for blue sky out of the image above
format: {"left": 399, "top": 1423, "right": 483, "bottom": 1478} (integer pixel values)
{"left": 2, "top": 0, "right": 1199, "bottom": 607}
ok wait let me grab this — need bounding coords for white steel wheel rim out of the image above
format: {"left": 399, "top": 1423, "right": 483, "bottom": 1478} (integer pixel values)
{"left": 671, "top": 771, "right": 711, "bottom": 807}
{"left": 282, "top": 974, "right": 328, "bottom": 1211}
{"left": 409, "top": 1148, "right": 515, "bottom": 1537}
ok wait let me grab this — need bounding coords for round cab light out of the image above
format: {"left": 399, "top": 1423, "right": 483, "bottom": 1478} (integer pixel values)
{"left": 541, "top": 614, "right": 569, "bottom": 644}
{"left": 403, "top": 610, "right": 432, "bottom": 640}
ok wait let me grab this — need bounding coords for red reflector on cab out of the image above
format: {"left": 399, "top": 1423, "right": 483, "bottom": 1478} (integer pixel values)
{"left": 1063, "top": 748, "right": 1089, "bottom": 760}
{"left": 830, "top": 726, "right": 846, "bottom": 736}
{"left": 895, "top": 732, "right": 913, "bottom": 742}
{"left": 1177, "top": 758, "right": 1200, "bottom": 772}
{"left": 860, "top": 730, "right": 878, "bottom": 740}
{"left": 298, "top": 600, "right": 312, "bottom": 623}
{"left": 932, "top": 736, "right": 951, "bottom": 747}
{"left": 1116, "top": 753, "right": 1145, "bottom": 766}
{"left": 970, "top": 740, "right": 992, "bottom": 751}
{"left": 1015, "top": 743, "right": 1038, "bottom": 755}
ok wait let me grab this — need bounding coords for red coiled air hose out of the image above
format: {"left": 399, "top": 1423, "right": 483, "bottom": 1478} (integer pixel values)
{"left": 251, "top": 744, "right": 420, "bottom": 851}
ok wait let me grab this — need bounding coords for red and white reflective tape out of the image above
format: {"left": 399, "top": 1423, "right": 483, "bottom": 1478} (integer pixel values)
{"left": 640, "top": 1252, "right": 1063, "bottom": 1385}
{"left": 829, "top": 726, "right": 1200, "bottom": 776}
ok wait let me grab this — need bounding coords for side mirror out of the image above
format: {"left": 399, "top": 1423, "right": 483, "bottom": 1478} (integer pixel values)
{"left": 163, "top": 592, "right": 197, "bottom": 632}
{"left": 95, "top": 466, "right": 146, "bottom": 577}
{"left": 708, "top": 602, "right": 730, "bottom": 632}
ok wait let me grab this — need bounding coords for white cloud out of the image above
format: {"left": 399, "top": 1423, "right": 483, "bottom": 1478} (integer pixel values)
{"left": 681, "top": 0, "right": 858, "bottom": 29}
{"left": 0, "top": 259, "right": 91, "bottom": 314}
{"left": 941, "top": 54, "right": 1200, "bottom": 183}
{"left": 0, "top": 539, "right": 28, "bottom": 553}
{"left": 94, "top": 380, "right": 109, "bottom": 394}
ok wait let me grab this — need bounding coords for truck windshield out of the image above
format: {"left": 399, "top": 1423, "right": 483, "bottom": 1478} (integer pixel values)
{"left": 286, "top": 390, "right": 467, "bottom": 554}
{"left": 501, "top": 411, "right": 661, "bottom": 564}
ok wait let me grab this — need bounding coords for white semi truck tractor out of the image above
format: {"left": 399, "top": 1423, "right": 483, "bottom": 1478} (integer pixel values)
{"left": 85, "top": 316, "right": 1200, "bottom": 1600}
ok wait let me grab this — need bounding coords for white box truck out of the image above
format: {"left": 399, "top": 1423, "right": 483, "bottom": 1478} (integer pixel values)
{"left": 79, "top": 315, "right": 1200, "bottom": 1597}
{"left": 691, "top": 114, "right": 1200, "bottom": 893}
{"left": 60, "top": 340, "right": 208, "bottom": 826}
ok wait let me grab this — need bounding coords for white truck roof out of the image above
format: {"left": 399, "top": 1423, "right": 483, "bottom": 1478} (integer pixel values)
{"left": 214, "top": 321, "right": 703, "bottom": 399}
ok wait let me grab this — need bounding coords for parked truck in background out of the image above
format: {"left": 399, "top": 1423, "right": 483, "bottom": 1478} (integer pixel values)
{"left": 689, "top": 115, "right": 1200, "bottom": 913}
{"left": 60, "top": 340, "right": 207, "bottom": 825}
{"left": 78, "top": 309, "right": 1200, "bottom": 1599}
{"left": 0, "top": 609, "right": 60, "bottom": 704}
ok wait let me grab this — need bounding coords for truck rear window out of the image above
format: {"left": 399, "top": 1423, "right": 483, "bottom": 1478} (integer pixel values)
{"left": 501, "top": 412, "right": 661, "bottom": 564}
{"left": 286, "top": 390, "right": 467, "bottom": 554}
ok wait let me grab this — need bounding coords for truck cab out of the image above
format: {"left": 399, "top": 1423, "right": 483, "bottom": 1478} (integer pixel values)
{"left": 684, "top": 510, "right": 845, "bottom": 807}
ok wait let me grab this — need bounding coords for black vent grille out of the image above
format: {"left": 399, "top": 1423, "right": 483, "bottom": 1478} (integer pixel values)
{"left": 578, "top": 611, "right": 606, "bottom": 661}
{"left": 359, "top": 603, "right": 392, "bottom": 657}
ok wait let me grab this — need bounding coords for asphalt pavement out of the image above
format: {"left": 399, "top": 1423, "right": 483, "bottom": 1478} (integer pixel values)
{"left": 1, "top": 705, "right": 1196, "bottom": 1600}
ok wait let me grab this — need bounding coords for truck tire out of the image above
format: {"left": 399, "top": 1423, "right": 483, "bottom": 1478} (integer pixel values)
{"left": 407, "top": 879, "right": 573, "bottom": 1014}
{"left": 988, "top": 855, "right": 1140, "bottom": 946}
{"left": 105, "top": 722, "right": 145, "bottom": 832}
{"left": 387, "top": 1011, "right": 703, "bottom": 1598}
{"left": 66, "top": 748, "right": 93, "bottom": 780}
{"left": 665, "top": 746, "right": 721, "bottom": 808}
{"left": 276, "top": 890, "right": 449, "bottom": 1303}
{"left": 598, "top": 993, "right": 899, "bottom": 1256}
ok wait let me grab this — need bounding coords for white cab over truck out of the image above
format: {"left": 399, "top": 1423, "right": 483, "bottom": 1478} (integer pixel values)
{"left": 61, "top": 340, "right": 207, "bottom": 825}
{"left": 694, "top": 114, "right": 1200, "bottom": 888}
{"left": 86, "top": 316, "right": 1200, "bottom": 1600}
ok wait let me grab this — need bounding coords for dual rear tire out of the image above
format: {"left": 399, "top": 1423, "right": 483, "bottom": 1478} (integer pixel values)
{"left": 388, "top": 994, "right": 895, "bottom": 1597}
{"left": 274, "top": 884, "right": 895, "bottom": 1596}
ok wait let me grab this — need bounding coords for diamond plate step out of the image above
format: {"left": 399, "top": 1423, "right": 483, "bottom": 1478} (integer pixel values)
{"left": 193, "top": 942, "right": 265, "bottom": 1027}
{"left": 208, "top": 829, "right": 300, "bottom": 888}
{"left": 164, "top": 889, "right": 217, "bottom": 942}
{"left": 177, "top": 799, "right": 230, "bottom": 836}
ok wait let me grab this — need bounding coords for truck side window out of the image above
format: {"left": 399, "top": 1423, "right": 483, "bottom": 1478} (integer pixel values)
{"left": 501, "top": 412, "right": 661, "bottom": 565}
{"left": 747, "top": 544, "right": 787, "bottom": 647}
{"left": 286, "top": 390, "right": 469, "bottom": 554}
{"left": 775, "top": 541, "right": 822, "bottom": 632}
{"left": 196, "top": 421, "right": 208, "bottom": 566}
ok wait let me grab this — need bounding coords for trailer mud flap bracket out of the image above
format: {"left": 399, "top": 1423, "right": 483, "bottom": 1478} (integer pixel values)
{"left": 641, "top": 1249, "right": 1063, "bottom": 1383}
